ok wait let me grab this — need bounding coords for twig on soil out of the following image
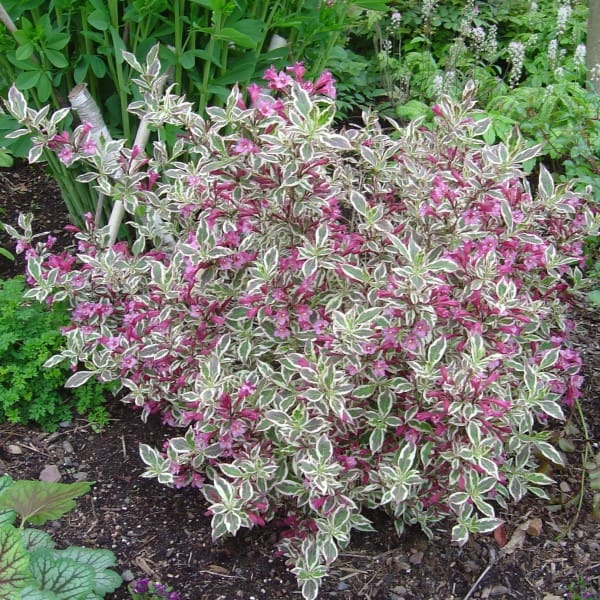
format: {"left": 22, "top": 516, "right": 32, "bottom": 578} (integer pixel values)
{"left": 14, "top": 442, "right": 50, "bottom": 457}
{"left": 462, "top": 546, "right": 497, "bottom": 600}
{"left": 121, "top": 434, "right": 127, "bottom": 458}
{"left": 197, "top": 569, "right": 245, "bottom": 579}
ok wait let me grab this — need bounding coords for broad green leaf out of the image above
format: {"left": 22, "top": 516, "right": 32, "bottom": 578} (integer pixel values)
{"left": 0, "top": 524, "right": 30, "bottom": 600}
{"left": 29, "top": 550, "right": 94, "bottom": 599}
{"left": 21, "top": 530, "right": 56, "bottom": 553}
{"left": 0, "top": 477, "right": 16, "bottom": 527}
{"left": 87, "top": 9, "right": 110, "bottom": 31}
{"left": 19, "top": 587, "right": 61, "bottom": 599}
{"left": 44, "top": 49, "right": 68, "bottom": 69}
{"left": 0, "top": 480, "right": 93, "bottom": 526}
{"left": 15, "top": 70, "right": 41, "bottom": 90}
{"left": 58, "top": 547, "right": 121, "bottom": 595}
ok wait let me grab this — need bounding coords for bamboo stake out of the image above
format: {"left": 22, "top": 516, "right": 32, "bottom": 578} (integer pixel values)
{"left": 68, "top": 84, "right": 113, "bottom": 229}
{"left": 0, "top": 3, "right": 17, "bottom": 34}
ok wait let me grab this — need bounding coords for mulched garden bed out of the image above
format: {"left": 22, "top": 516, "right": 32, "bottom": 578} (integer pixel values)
{"left": 0, "top": 163, "right": 598, "bottom": 600}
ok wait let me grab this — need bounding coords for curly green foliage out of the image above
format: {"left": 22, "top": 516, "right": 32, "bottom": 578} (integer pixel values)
{"left": 0, "top": 276, "right": 112, "bottom": 431}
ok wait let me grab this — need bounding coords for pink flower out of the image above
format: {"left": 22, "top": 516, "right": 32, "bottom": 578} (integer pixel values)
{"left": 274, "top": 326, "right": 291, "bottom": 339}
{"left": 247, "top": 83, "right": 262, "bottom": 105}
{"left": 230, "top": 420, "right": 246, "bottom": 438}
{"left": 412, "top": 320, "right": 430, "bottom": 338}
{"left": 238, "top": 380, "right": 256, "bottom": 399}
{"left": 81, "top": 138, "right": 97, "bottom": 155}
{"left": 265, "top": 68, "right": 293, "bottom": 90}
{"left": 121, "top": 354, "right": 138, "bottom": 369}
{"left": 233, "top": 138, "right": 259, "bottom": 155}
{"left": 313, "top": 71, "right": 336, "bottom": 99}
{"left": 286, "top": 62, "right": 306, "bottom": 81}
{"left": 372, "top": 360, "right": 388, "bottom": 377}
{"left": 58, "top": 146, "right": 74, "bottom": 165}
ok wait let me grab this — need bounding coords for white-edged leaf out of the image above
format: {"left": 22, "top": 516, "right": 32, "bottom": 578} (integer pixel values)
{"left": 64, "top": 371, "right": 96, "bottom": 388}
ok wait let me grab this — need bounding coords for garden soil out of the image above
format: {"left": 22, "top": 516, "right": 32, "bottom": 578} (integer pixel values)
{"left": 0, "top": 163, "right": 598, "bottom": 600}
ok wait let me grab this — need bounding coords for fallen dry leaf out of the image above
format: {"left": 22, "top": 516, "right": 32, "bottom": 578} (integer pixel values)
{"left": 501, "top": 518, "right": 543, "bottom": 555}
{"left": 493, "top": 523, "right": 507, "bottom": 547}
{"left": 526, "top": 517, "right": 543, "bottom": 536}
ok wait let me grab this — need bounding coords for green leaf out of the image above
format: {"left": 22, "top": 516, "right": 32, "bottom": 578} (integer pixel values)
{"left": 0, "top": 480, "right": 93, "bottom": 526}
{"left": 427, "top": 337, "right": 447, "bottom": 366}
{"left": 87, "top": 10, "right": 110, "bottom": 31}
{"left": 369, "top": 428, "right": 384, "bottom": 454}
{"left": 315, "top": 436, "right": 333, "bottom": 462}
{"left": 537, "top": 165, "right": 554, "bottom": 200}
{"left": 19, "top": 587, "right": 61, "bottom": 599}
{"left": 29, "top": 550, "right": 95, "bottom": 599}
{"left": 353, "top": 0, "right": 390, "bottom": 9}
{"left": 58, "top": 548, "right": 121, "bottom": 595}
{"left": 536, "top": 441, "right": 564, "bottom": 466}
{"left": 64, "top": 371, "right": 96, "bottom": 388}
{"left": 44, "top": 49, "right": 68, "bottom": 69}
{"left": 395, "top": 99, "right": 430, "bottom": 121}
{"left": 0, "top": 524, "right": 30, "bottom": 600}
{"left": 15, "top": 70, "right": 41, "bottom": 90}
{"left": 340, "top": 263, "right": 369, "bottom": 283}
{"left": 21, "top": 530, "right": 56, "bottom": 553}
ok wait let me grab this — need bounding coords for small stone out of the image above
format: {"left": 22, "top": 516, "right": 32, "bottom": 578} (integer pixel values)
{"left": 121, "top": 569, "right": 134, "bottom": 582}
{"left": 559, "top": 481, "right": 571, "bottom": 493}
{"left": 62, "top": 441, "right": 74, "bottom": 454}
{"left": 464, "top": 560, "right": 479, "bottom": 573}
{"left": 337, "top": 582, "right": 349, "bottom": 591}
{"left": 39, "top": 465, "right": 61, "bottom": 483}
{"left": 490, "top": 585, "right": 511, "bottom": 596}
{"left": 59, "top": 421, "right": 71, "bottom": 428}
{"left": 7, "top": 444, "right": 23, "bottom": 455}
{"left": 392, "top": 586, "right": 407, "bottom": 595}
{"left": 409, "top": 551, "right": 424, "bottom": 565}
{"left": 73, "top": 472, "right": 88, "bottom": 481}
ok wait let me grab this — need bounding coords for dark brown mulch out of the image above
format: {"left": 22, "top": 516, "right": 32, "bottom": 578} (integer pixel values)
{"left": 0, "top": 163, "right": 599, "bottom": 600}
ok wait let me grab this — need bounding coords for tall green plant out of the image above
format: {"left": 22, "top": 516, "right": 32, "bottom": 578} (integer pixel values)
{"left": 0, "top": 0, "right": 388, "bottom": 227}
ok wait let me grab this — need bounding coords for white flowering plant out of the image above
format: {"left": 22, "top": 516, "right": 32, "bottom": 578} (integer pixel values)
{"left": 3, "top": 46, "right": 598, "bottom": 600}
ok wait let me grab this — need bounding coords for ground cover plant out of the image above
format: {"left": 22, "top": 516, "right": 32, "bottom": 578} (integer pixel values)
{"left": 0, "top": 274, "right": 112, "bottom": 432}
{"left": 3, "top": 44, "right": 598, "bottom": 599}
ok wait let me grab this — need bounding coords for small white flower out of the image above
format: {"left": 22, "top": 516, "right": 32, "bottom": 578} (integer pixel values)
{"left": 548, "top": 39, "right": 558, "bottom": 65}
{"left": 574, "top": 44, "right": 586, "bottom": 66}
{"left": 421, "top": 0, "right": 438, "bottom": 21}
{"left": 508, "top": 41, "right": 525, "bottom": 87}
{"left": 556, "top": 3, "right": 572, "bottom": 36}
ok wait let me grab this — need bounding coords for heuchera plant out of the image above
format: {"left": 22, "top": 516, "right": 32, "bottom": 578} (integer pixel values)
{"left": 3, "top": 45, "right": 598, "bottom": 600}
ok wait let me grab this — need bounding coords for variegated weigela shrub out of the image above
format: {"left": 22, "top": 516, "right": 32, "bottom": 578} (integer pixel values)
{"left": 4, "top": 47, "right": 598, "bottom": 600}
